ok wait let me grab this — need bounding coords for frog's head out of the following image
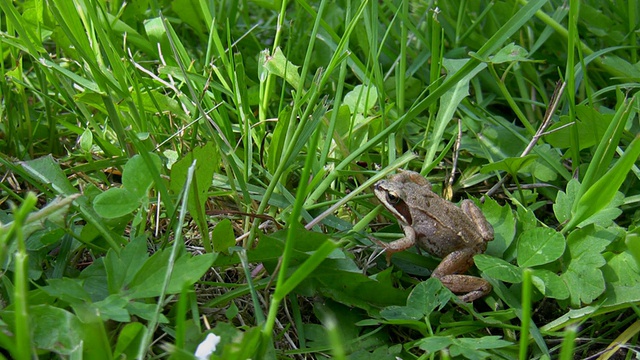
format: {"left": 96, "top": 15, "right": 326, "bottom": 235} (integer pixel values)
{"left": 374, "top": 180, "right": 412, "bottom": 226}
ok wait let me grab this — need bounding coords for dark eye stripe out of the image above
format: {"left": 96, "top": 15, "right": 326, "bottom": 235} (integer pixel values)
{"left": 393, "top": 200, "right": 413, "bottom": 224}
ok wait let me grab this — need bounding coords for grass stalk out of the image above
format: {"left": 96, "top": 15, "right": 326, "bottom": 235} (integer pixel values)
{"left": 519, "top": 268, "right": 533, "bottom": 360}
{"left": 566, "top": 0, "right": 579, "bottom": 173}
{"left": 558, "top": 325, "right": 577, "bottom": 360}
{"left": 12, "top": 193, "right": 37, "bottom": 360}
{"left": 137, "top": 161, "right": 196, "bottom": 358}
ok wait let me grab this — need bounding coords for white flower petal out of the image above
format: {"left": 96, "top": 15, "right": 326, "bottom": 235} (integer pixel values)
{"left": 195, "top": 333, "right": 221, "bottom": 360}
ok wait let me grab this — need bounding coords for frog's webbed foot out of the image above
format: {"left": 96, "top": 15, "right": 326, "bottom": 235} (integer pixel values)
{"left": 432, "top": 248, "right": 491, "bottom": 302}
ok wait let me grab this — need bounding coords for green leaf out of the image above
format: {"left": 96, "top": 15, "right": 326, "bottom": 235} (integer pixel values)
{"left": 169, "top": 143, "right": 218, "bottom": 202}
{"left": 517, "top": 228, "right": 565, "bottom": 267}
{"left": 311, "top": 266, "right": 410, "bottom": 311}
{"left": 91, "top": 295, "right": 130, "bottom": 322}
{"left": 457, "top": 336, "right": 513, "bottom": 350}
{"left": 145, "top": 17, "right": 190, "bottom": 67}
{"left": 113, "top": 322, "right": 145, "bottom": 360}
{"left": 40, "top": 278, "right": 92, "bottom": 304}
{"left": 424, "top": 58, "right": 486, "bottom": 166}
{"left": 486, "top": 43, "right": 532, "bottom": 63}
{"left": 416, "top": 336, "right": 454, "bottom": 353}
{"left": 545, "top": 105, "right": 614, "bottom": 150}
{"left": 575, "top": 192, "right": 624, "bottom": 229}
{"left": 261, "top": 47, "right": 301, "bottom": 90}
{"left": 128, "top": 250, "right": 215, "bottom": 299}
{"left": 626, "top": 231, "right": 640, "bottom": 267}
{"left": 524, "top": 144, "right": 563, "bottom": 182}
{"left": 170, "top": 143, "right": 218, "bottom": 252}
{"left": 380, "top": 278, "right": 451, "bottom": 322}
{"left": 554, "top": 179, "right": 579, "bottom": 224}
{"left": 601, "top": 251, "right": 640, "bottom": 306}
{"left": 474, "top": 254, "right": 523, "bottom": 283}
{"left": 406, "top": 278, "right": 451, "bottom": 317}
{"left": 212, "top": 219, "right": 236, "bottom": 254}
{"left": 567, "top": 135, "right": 640, "bottom": 231}
{"left": 21, "top": 155, "right": 83, "bottom": 196}
{"left": 21, "top": 155, "right": 121, "bottom": 250}
{"left": 170, "top": 0, "right": 207, "bottom": 35}
{"left": 93, "top": 187, "right": 140, "bottom": 219}
{"left": 248, "top": 0, "right": 282, "bottom": 11}
{"left": 379, "top": 305, "right": 424, "bottom": 322}
{"left": 17, "top": 195, "right": 78, "bottom": 240}
{"left": 2, "top": 305, "right": 84, "bottom": 355}
{"left": 79, "top": 128, "right": 93, "bottom": 152}
{"left": 104, "top": 235, "right": 149, "bottom": 294}
{"left": 531, "top": 269, "right": 569, "bottom": 300}
{"left": 122, "top": 153, "right": 162, "bottom": 199}
{"left": 570, "top": 96, "right": 637, "bottom": 220}
{"left": 483, "top": 197, "right": 516, "bottom": 258}
{"left": 448, "top": 336, "right": 512, "bottom": 359}
{"left": 561, "top": 226, "right": 610, "bottom": 306}
{"left": 480, "top": 154, "right": 538, "bottom": 175}
{"left": 276, "top": 239, "right": 339, "bottom": 300}
{"left": 344, "top": 84, "right": 378, "bottom": 114}
{"left": 126, "top": 301, "right": 169, "bottom": 323}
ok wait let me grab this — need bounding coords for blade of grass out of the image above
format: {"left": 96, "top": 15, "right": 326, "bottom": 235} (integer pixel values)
{"left": 566, "top": 132, "right": 640, "bottom": 232}
{"left": 519, "top": 268, "right": 533, "bottom": 360}
{"left": 12, "top": 193, "right": 38, "bottom": 360}
{"left": 238, "top": 248, "right": 265, "bottom": 324}
{"left": 262, "top": 121, "right": 338, "bottom": 350}
{"left": 518, "top": 0, "right": 636, "bottom": 82}
{"left": 137, "top": 159, "right": 196, "bottom": 358}
{"left": 576, "top": 95, "right": 636, "bottom": 198}
{"left": 566, "top": 0, "right": 579, "bottom": 173}
{"left": 403, "top": 0, "right": 548, "bottom": 124}
{"left": 249, "top": 0, "right": 347, "bottom": 246}
{"left": 558, "top": 325, "right": 578, "bottom": 360}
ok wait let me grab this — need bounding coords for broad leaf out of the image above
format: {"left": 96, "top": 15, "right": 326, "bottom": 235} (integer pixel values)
{"left": 474, "top": 254, "right": 523, "bottom": 283}
{"left": 212, "top": 219, "right": 236, "bottom": 254}
{"left": 104, "top": 235, "right": 149, "bottom": 294}
{"left": 344, "top": 84, "right": 378, "bottom": 114}
{"left": 424, "top": 58, "right": 486, "bottom": 166}
{"left": 517, "top": 228, "right": 565, "bottom": 267}
{"left": 406, "top": 278, "right": 451, "bottom": 317}
{"left": 93, "top": 187, "right": 140, "bottom": 219}
{"left": 260, "top": 47, "right": 301, "bottom": 90}
{"left": 486, "top": 43, "right": 532, "bottom": 63}
{"left": 561, "top": 226, "right": 611, "bottom": 306}
{"left": 480, "top": 154, "right": 538, "bottom": 175}
{"left": 122, "top": 153, "right": 162, "bottom": 199}
{"left": 1, "top": 305, "right": 83, "bottom": 356}
{"left": 483, "top": 197, "right": 516, "bottom": 258}
{"left": 601, "top": 251, "right": 640, "bottom": 306}
{"left": 128, "top": 250, "right": 215, "bottom": 299}
{"left": 554, "top": 179, "right": 579, "bottom": 224}
{"left": 531, "top": 269, "right": 569, "bottom": 300}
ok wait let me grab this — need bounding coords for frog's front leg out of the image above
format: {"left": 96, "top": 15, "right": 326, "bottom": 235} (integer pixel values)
{"left": 431, "top": 247, "right": 492, "bottom": 302}
{"left": 373, "top": 225, "right": 416, "bottom": 264}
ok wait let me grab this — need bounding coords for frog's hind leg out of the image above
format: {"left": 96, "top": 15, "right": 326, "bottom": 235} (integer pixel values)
{"left": 432, "top": 248, "right": 492, "bottom": 302}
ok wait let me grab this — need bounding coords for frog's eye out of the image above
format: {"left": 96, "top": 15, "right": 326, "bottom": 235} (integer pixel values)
{"left": 387, "top": 191, "right": 401, "bottom": 204}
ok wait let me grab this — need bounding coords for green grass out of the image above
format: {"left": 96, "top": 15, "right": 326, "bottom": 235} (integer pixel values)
{"left": 1, "top": 0, "right": 640, "bottom": 359}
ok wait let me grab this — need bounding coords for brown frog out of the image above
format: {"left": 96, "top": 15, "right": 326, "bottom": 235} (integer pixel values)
{"left": 373, "top": 170, "right": 494, "bottom": 302}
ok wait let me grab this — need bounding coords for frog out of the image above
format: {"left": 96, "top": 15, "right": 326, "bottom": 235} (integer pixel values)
{"left": 372, "top": 170, "right": 494, "bottom": 302}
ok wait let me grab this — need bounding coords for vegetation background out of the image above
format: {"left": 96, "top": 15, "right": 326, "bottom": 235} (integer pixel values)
{"left": 1, "top": 0, "right": 639, "bottom": 359}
